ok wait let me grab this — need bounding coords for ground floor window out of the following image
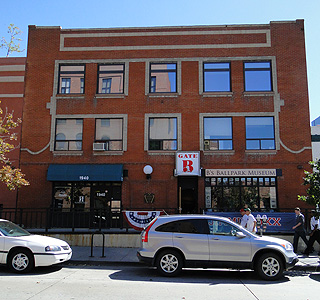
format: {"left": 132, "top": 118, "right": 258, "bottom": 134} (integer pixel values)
{"left": 205, "top": 177, "right": 277, "bottom": 212}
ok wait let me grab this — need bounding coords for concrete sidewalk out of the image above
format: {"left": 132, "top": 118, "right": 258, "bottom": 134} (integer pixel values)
{"left": 68, "top": 246, "right": 320, "bottom": 271}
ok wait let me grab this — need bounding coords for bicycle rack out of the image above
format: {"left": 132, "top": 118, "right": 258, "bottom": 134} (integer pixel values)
{"left": 90, "top": 231, "right": 106, "bottom": 258}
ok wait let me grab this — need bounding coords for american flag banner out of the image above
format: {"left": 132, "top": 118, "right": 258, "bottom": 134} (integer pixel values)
{"left": 123, "top": 211, "right": 163, "bottom": 231}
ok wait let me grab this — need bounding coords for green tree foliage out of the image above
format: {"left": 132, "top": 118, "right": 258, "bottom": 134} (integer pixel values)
{"left": 0, "top": 24, "right": 24, "bottom": 57}
{"left": 0, "top": 103, "right": 29, "bottom": 190}
{"left": 298, "top": 160, "right": 320, "bottom": 208}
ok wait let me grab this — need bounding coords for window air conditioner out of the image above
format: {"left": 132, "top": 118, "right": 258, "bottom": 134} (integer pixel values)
{"left": 204, "top": 140, "right": 210, "bottom": 151}
{"left": 93, "top": 142, "right": 105, "bottom": 151}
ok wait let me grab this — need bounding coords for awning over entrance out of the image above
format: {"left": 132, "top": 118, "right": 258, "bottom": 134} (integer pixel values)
{"left": 47, "top": 164, "right": 123, "bottom": 182}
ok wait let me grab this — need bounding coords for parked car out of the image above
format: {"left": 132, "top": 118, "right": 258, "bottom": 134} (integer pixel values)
{"left": 0, "top": 219, "right": 72, "bottom": 273}
{"left": 137, "top": 215, "right": 298, "bottom": 280}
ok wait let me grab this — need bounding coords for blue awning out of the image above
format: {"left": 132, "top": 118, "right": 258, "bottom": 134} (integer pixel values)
{"left": 47, "top": 164, "right": 123, "bottom": 182}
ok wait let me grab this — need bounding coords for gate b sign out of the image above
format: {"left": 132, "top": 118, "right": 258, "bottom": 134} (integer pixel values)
{"left": 175, "top": 151, "right": 201, "bottom": 176}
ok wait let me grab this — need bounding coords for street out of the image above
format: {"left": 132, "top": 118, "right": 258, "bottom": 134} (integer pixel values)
{"left": 0, "top": 264, "right": 319, "bottom": 300}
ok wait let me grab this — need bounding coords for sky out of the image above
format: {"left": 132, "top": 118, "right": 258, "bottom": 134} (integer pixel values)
{"left": 1, "top": 0, "right": 319, "bottom": 122}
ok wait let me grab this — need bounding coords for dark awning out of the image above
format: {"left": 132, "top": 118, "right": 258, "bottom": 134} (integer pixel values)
{"left": 47, "top": 164, "right": 123, "bottom": 182}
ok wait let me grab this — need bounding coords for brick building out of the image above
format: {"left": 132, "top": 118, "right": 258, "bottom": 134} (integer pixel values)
{"left": 0, "top": 57, "right": 26, "bottom": 208}
{"left": 18, "top": 20, "right": 311, "bottom": 228}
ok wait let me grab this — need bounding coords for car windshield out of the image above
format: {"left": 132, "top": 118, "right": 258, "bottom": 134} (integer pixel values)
{"left": 0, "top": 220, "right": 31, "bottom": 237}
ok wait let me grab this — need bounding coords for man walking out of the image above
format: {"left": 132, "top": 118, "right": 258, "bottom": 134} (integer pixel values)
{"left": 292, "top": 207, "right": 308, "bottom": 253}
{"left": 240, "top": 208, "right": 248, "bottom": 228}
{"left": 245, "top": 208, "right": 256, "bottom": 233}
{"left": 303, "top": 210, "right": 320, "bottom": 256}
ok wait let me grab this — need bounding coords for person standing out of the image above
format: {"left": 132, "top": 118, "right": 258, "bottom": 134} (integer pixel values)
{"left": 292, "top": 207, "right": 308, "bottom": 253}
{"left": 245, "top": 208, "right": 256, "bottom": 233}
{"left": 303, "top": 210, "right": 320, "bottom": 256}
{"left": 240, "top": 208, "right": 248, "bottom": 228}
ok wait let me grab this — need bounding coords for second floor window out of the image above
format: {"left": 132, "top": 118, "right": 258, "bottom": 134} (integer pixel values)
{"left": 98, "top": 64, "right": 124, "bottom": 94}
{"left": 244, "top": 61, "right": 272, "bottom": 92}
{"left": 149, "top": 63, "right": 177, "bottom": 93}
{"left": 246, "top": 117, "right": 275, "bottom": 150}
{"left": 203, "top": 62, "right": 231, "bottom": 92}
{"left": 95, "top": 118, "right": 123, "bottom": 151}
{"left": 55, "top": 119, "right": 83, "bottom": 151}
{"left": 58, "top": 65, "right": 85, "bottom": 94}
{"left": 149, "top": 117, "right": 177, "bottom": 150}
{"left": 203, "top": 117, "right": 233, "bottom": 150}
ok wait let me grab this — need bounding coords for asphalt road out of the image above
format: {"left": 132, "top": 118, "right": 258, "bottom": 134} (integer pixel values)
{"left": 1, "top": 264, "right": 319, "bottom": 300}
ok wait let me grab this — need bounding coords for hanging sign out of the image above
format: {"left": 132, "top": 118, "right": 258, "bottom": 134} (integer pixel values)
{"left": 123, "top": 211, "right": 163, "bottom": 231}
{"left": 175, "top": 151, "right": 201, "bottom": 176}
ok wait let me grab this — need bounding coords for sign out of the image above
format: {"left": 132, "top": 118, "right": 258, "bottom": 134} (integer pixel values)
{"left": 205, "top": 169, "right": 277, "bottom": 177}
{"left": 175, "top": 151, "right": 201, "bottom": 176}
{"left": 205, "top": 211, "right": 296, "bottom": 233}
{"left": 123, "top": 211, "right": 164, "bottom": 231}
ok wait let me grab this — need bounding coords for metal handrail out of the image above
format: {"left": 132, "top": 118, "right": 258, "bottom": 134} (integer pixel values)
{"left": 90, "top": 231, "right": 106, "bottom": 258}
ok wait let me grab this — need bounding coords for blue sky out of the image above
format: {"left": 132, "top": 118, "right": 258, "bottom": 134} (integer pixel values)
{"left": 1, "top": 0, "right": 319, "bottom": 121}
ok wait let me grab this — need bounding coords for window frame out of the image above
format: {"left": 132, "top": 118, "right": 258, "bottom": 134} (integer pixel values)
{"left": 97, "top": 63, "right": 125, "bottom": 94}
{"left": 203, "top": 62, "right": 231, "bottom": 93}
{"left": 57, "top": 64, "right": 85, "bottom": 95}
{"left": 149, "top": 62, "right": 177, "bottom": 94}
{"left": 245, "top": 116, "right": 275, "bottom": 150}
{"left": 244, "top": 61, "right": 272, "bottom": 92}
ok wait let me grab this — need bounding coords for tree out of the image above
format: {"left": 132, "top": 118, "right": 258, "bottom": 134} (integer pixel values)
{"left": 298, "top": 160, "right": 320, "bottom": 209}
{"left": 0, "top": 102, "right": 29, "bottom": 190}
{"left": 0, "top": 24, "right": 24, "bottom": 57}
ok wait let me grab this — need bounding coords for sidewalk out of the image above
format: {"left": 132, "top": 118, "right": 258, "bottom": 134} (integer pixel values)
{"left": 68, "top": 246, "right": 320, "bottom": 271}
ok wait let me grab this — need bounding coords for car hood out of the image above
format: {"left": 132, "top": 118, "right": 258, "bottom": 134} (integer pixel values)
{"left": 9, "top": 234, "right": 69, "bottom": 246}
{"left": 255, "top": 235, "right": 289, "bottom": 245}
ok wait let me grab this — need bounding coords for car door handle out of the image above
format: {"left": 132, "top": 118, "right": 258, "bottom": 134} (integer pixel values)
{"left": 174, "top": 236, "right": 184, "bottom": 239}
{"left": 211, "top": 238, "right": 220, "bottom": 240}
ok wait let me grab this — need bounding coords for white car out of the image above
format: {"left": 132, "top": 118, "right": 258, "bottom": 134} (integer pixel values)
{"left": 0, "top": 219, "right": 72, "bottom": 273}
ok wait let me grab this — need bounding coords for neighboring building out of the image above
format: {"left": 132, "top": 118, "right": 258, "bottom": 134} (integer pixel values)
{"left": 0, "top": 57, "right": 26, "bottom": 209}
{"left": 311, "top": 116, "right": 320, "bottom": 126}
{"left": 311, "top": 119, "right": 320, "bottom": 161}
{"left": 18, "top": 20, "right": 311, "bottom": 228}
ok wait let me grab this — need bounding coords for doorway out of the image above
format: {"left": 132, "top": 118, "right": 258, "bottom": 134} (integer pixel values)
{"left": 178, "top": 176, "right": 198, "bottom": 213}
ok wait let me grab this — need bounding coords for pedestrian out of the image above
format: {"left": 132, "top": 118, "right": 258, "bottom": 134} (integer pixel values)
{"left": 245, "top": 208, "right": 256, "bottom": 233}
{"left": 292, "top": 207, "right": 309, "bottom": 253}
{"left": 303, "top": 210, "right": 320, "bottom": 256}
{"left": 240, "top": 208, "right": 248, "bottom": 228}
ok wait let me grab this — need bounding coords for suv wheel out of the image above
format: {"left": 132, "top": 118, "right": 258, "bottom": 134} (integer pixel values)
{"left": 255, "top": 252, "right": 284, "bottom": 281}
{"left": 156, "top": 250, "right": 183, "bottom": 277}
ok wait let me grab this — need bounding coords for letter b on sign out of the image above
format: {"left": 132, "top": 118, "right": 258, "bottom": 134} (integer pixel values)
{"left": 183, "top": 160, "right": 194, "bottom": 173}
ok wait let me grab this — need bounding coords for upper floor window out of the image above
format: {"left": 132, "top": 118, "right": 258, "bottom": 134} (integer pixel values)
{"left": 58, "top": 65, "right": 85, "bottom": 94}
{"left": 149, "top": 63, "right": 177, "bottom": 93}
{"left": 97, "top": 64, "right": 124, "bottom": 94}
{"left": 245, "top": 117, "right": 275, "bottom": 150}
{"left": 149, "top": 117, "right": 177, "bottom": 150}
{"left": 95, "top": 118, "right": 123, "bottom": 151}
{"left": 244, "top": 61, "right": 272, "bottom": 92}
{"left": 203, "top": 62, "right": 231, "bottom": 92}
{"left": 55, "top": 119, "right": 83, "bottom": 151}
{"left": 203, "top": 117, "right": 233, "bottom": 150}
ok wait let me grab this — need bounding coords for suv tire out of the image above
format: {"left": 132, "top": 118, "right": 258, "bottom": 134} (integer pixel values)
{"left": 156, "top": 249, "right": 183, "bottom": 277}
{"left": 255, "top": 252, "right": 284, "bottom": 281}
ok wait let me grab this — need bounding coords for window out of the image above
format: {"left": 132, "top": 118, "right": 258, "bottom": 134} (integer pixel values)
{"left": 156, "top": 219, "right": 209, "bottom": 234}
{"left": 245, "top": 117, "right": 275, "bottom": 150}
{"left": 203, "top": 117, "right": 233, "bottom": 150}
{"left": 207, "top": 220, "right": 238, "bottom": 236}
{"left": 203, "top": 62, "right": 231, "bottom": 92}
{"left": 149, "top": 63, "right": 177, "bottom": 93}
{"left": 95, "top": 118, "right": 123, "bottom": 151}
{"left": 149, "top": 117, "right": 177, "bottom": 150}
{"left": 55, "top": 119, "right": 83, "bottom": 151}
{"left": 98, "top": 64, "right": 124, "bottom": 94}
{"left": 244, "top": 61, "right": 272, "bottom": 92}
{"left": 58, "top": 65, "right": 85, "bottom": 94}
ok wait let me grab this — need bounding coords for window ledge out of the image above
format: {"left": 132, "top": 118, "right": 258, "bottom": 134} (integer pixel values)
{"left": 53, "top": 151, "right": 83, "bottom": 156}
{"left": 147, "top": 151, "right": 176, "bottom": 156}
{"left": 203, "top": 150, "right": 235, "bottom": 155}
{"left": 147, "top": 93, "right": 179, "bottom": 98}
{"left": 201, "top": 92, "right": 233, "bottom": 98}
{"left": 245, "top": 150, "right": 277, "bottom": 155}
{"left": 56, "top": 95, "right": 85, "bottom": 99}
{"left": 95, "top": 94, "right": 126, "bottom": 99}
{"left": 93, "top": 151, "right": 124, "bottom": 156}
{"left": 243, "top": 92, "right": 274, "bottom": 97}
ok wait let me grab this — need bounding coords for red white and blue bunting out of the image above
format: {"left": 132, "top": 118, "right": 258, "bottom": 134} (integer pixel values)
{"left": 123, "top": 211, "right": 163, "bottom": 231}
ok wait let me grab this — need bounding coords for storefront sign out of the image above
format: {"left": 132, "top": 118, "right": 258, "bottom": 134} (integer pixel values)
{"left": 205, "top": 169, "right": 277, "bottom": 177}
{"left": 175, "top": 151, "right": 201, "bottom": 176}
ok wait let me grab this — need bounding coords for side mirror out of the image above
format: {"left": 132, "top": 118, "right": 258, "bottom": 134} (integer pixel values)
{"left": 235, "top": 231, "right": 246, "bottom": 238}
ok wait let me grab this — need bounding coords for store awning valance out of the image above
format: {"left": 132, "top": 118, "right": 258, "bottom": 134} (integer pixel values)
{"left": 47, "top": 164, "right": 123, "bottom": 182}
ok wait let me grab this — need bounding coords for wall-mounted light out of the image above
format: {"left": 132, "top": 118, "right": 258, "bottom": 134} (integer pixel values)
{"left": 143, "top": 165, "right": 153, "bottom": 179}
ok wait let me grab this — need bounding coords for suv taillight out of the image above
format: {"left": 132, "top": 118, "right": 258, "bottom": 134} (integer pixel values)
{"left": 141, "top": 217, "right": 158, "bottom": 243}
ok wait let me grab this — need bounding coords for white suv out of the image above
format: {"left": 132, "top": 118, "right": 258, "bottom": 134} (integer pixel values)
{"left": 137, "top": 215, "right": 298, "bottom": 280}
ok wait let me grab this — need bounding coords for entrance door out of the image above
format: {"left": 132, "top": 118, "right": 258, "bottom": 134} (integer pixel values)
{"left": 178, "top": 176, "right": 198, "bottom": 213}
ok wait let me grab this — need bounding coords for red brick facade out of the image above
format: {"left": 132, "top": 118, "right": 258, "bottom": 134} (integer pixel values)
{"left": 19, "top": 20, "right": 311, "bottom": 217}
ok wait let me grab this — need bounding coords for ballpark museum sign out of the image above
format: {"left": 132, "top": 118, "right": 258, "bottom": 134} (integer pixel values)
{"left": 205, "top": 169, "right": 278, "bottom": 177}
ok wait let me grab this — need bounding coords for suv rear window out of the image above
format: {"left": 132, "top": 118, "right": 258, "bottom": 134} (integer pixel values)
{"left": 155, "top": 219, "right": 209, "bottom": 234}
